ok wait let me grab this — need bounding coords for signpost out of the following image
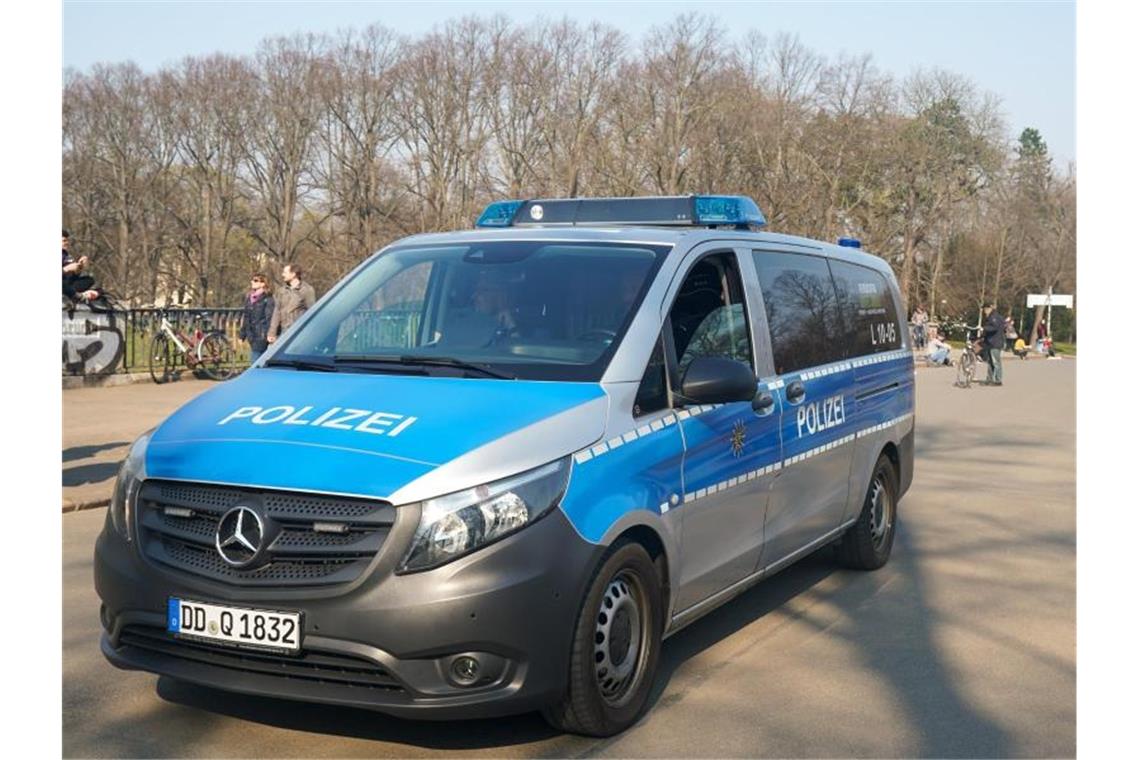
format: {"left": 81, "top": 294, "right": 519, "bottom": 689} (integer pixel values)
{"left": 1026, "top": 287, "right": 1073, "bottom": 338}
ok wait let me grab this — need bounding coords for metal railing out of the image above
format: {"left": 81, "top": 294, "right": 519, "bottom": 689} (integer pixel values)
{"left": 62, "top": 306, "right": 250, "bottom": 377}
{"left": 62, "top": 305, "right": 425, "bottom": 378}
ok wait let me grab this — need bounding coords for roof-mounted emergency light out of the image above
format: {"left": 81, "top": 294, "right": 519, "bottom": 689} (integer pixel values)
{"left": 475, "top": 195, "right": 767, "bottom": 230}
{"left": 837, "top": 238, "right": 862, "bottom": 248}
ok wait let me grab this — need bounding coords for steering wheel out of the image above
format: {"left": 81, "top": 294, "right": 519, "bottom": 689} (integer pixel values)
{"left": 577, "top": 329, "right": 618, "bottom": 344}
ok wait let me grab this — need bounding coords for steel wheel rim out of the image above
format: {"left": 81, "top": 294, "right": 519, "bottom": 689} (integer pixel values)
{"left": 869, "top": 474, "right": 893, "bottom": 550}
{"left": 593, "top": 569, "right": 649, "bottom": 707}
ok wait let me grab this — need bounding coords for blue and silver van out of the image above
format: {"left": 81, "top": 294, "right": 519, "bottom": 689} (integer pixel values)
{"left": 95, "top": 196, "right": 914, "bottom": 736}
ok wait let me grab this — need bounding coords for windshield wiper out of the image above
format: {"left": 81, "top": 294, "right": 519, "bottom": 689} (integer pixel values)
{"left": 334, "top": 354, "right": 515, "bottom": 380}
{"left": 264, "top": 357, "right": 337, "bottom": 372}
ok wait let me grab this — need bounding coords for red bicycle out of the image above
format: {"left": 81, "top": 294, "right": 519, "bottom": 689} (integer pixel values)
{"left": 148, "top": 313, "right": 236, "bottom": 383}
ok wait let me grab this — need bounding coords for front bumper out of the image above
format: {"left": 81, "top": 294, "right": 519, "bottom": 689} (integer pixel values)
{"left": 95, "top": 504, "right": 602, "bottom": 720}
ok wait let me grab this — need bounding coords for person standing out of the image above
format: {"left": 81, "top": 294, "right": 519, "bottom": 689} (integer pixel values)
{"left": 1004, "top": 316, "right": 1018, "bottom": 351}
{"left": 267, "top": 263, "right": 316, "bottom": 345}
{"left": 981, "top": 302, "right": 1005, "bottom": 386}
{"left": 239, "top": 273, "right": 274, "bottom": 364}
{"left": 911, "top": 305, "right": 929, "bottom": 349}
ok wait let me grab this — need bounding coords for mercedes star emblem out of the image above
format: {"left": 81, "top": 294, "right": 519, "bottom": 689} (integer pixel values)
{"left": 215, "top": 506, "right": 265, "bottom": 567}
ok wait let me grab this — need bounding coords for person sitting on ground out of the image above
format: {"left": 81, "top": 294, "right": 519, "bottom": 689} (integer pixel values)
{"left": 925, "top": 332, "right": 952, "bottom": 366}
{"left": 1013, "top": 336, "right": 1029, "bottom": 359}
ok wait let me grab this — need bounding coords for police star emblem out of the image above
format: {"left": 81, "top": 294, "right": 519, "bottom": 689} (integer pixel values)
{"left": 731, "top": 420, "right": 746, "bottom": 457}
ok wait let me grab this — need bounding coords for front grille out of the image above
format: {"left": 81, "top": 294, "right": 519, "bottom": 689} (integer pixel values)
{"left": 137, "top": 480, "right": 396, "bottom": 587}
{"left": 119, "top": 625, "right": 404, "bottom": 691}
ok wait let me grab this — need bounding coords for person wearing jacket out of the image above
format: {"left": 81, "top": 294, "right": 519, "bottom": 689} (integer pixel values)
{"left": 240, "top": 273, "right": 274, "bottom": 364}
{"left": 267, "top": 263, "right": 316, "bottom": 345}
{"left": 981, "top": 302, "right": 1005, "bottom": 386}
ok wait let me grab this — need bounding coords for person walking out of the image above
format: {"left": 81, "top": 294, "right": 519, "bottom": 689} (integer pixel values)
{"left": 239, "top": 273, "right": 274, "bottom": 364}
{"left": 981, "top": 302, "right": 1005, "bottom": 386}
{"left": 267, "top": 263, "right": 316, "bottom": 345}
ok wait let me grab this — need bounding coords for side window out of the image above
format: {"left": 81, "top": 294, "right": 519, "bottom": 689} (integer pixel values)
{"left": 669, "top": 253, "right": 753, "bottom": 377}
{"left": 828, "top": 260, "right": 902, "bottom": 355}
{"left": 752, "top": 251, "right": 845, "bottom": 374}
{"left": 634, "top": 334, "right": 668, "bottom": 417}
{"left": 336, "top": 261, "right": 433, "bottom": 352}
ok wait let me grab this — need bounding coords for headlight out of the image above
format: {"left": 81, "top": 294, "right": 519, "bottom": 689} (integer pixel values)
{"left": 109, "top": 431, "right": 150, "bottom": 540}
{"left": 400, "top": 458, "right": 571, "bottom": 573}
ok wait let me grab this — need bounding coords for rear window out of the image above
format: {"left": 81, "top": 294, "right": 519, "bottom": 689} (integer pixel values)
{"left": 828, "top": 260, "right": 903, "bottom": 354}
{"left": 752, "top": 250, "right": 845, "bottom": 374}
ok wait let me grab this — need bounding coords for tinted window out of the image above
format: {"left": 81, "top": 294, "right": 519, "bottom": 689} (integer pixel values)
{"left": 828, "top": 260, "right": 902, "bottom": 354}
{"left": 752, "top": 251, "right": 844, "bottom": 374}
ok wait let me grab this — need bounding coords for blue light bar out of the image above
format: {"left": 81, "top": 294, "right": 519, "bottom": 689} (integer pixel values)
{"left": 693, "top": 196, "right": 767, "bottom": 228}
{"left": 474, "top": 195, "right": 766, "bottom": 230}
{"left": 837, "top": 238, "right": 862, "bottom": 248}
{"left": 475, "top": 200, "right": 524, "bottom": 228}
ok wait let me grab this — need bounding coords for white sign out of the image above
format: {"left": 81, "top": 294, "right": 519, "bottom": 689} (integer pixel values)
{"left": 1026, "top": 293, "right": 1073, "bottom": 308}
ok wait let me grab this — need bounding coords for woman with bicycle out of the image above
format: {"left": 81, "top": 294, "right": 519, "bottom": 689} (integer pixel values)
{"left": 240, "top": 274, "right": 275, "bottom": 364}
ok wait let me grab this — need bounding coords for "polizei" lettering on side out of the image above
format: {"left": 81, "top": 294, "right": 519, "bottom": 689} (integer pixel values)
{"left": 796, "top": 394, "right": 845, "bottom": 438}
{"left": 217, "top": 406, "right": 417, "bottom": 437}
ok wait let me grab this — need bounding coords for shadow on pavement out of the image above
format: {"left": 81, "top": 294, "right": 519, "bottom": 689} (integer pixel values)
{"left": 141, "top": 524, "right": 1013, "bottom": 756}
{"left": 153, "top": 678, "right": 568, "bottom": 751}
{"left": 63, "top": 441, "right": 130, "bottom": 463}
{"left": 63, "top": 461, "right": 121, "bottom": 487}
{"left": 637, "top": 524, "right": 1012, "bottom": 756}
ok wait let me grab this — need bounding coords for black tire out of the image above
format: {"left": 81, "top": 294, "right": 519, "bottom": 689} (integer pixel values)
{"left": 542, "top": 542, "right": 663, "bottom": 737}
{"left": 955, "top": 350, "right": 975, "bottom": 388}
{"left": 148, "top": 333, "right": 174, "bottom": 384}
{"left": 837, "top": 453, "right": 899, "bottom": 571}
{"left": 197, "top": 331, "right": 236, "bottom": 381}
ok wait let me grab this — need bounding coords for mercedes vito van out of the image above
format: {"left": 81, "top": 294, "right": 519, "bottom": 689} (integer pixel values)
{"left": 95, "top": 195, "right": 914, "bottom": 737}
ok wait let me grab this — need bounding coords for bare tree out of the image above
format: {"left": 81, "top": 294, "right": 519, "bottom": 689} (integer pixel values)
{"left": 237, "top": 34, "right": 330, "bottom": 267}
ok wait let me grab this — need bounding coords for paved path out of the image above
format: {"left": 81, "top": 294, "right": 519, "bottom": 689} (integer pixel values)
{"left": 62, "top": 359, "right": 1075, "bottom": 757}
{"left": 62, "top": 379, "right": 217, "bottom": 510}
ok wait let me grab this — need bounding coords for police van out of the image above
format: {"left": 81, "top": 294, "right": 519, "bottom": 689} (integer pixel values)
{"left": 96, "top": 195, "right": 914, "bottom": 737}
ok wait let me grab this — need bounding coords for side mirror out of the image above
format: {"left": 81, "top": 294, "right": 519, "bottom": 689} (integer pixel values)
{"left": 679, "top": 356, "right": 757, "bottom": 405}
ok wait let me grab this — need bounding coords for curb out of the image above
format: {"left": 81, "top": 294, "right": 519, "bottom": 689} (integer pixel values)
{"left": 62, "top": 372, "right": 153, "bottom": 390}
{"left": 63, "top": 497, "right": 110, "bottom": 513}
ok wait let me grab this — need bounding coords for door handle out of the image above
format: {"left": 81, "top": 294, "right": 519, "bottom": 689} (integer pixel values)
{"left": 785, "top": 380, "right": 806, "bottom": 404}
{"left": 752, "top": 391, "right": 775, "bottom": 415}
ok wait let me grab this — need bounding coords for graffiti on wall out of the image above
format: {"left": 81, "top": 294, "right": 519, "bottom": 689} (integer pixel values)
{"left": 62, "top": 305, "right": 124, "bottom": 376}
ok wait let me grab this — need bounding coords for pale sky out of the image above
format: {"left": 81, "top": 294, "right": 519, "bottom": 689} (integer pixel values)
{"left": 62, "top": 0, "right": 1076, "bottom": 166}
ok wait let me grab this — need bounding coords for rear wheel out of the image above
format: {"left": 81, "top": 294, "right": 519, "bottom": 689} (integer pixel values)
{"left": 197, "top": 331, "right": 236, "bottom": 380}
{"left": 542, "top": 542, "right": 663, "bottom": 737}
{"left": 148, "top": 333, "right": 174, "bottom": 384}
{"left": 837, "top": 453, "right": 899, "bottom": 570}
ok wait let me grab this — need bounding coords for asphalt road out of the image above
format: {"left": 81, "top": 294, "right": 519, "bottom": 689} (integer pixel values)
{"left": 63, "top": 379, "right": 217, "bottom": 509}
{"left": 62, "top": 358, "right": 1076, "bottom": 758}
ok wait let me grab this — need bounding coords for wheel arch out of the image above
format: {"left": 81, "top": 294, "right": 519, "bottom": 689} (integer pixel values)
{"left": 599, "top": 514, "right": 678, "bottom": 626}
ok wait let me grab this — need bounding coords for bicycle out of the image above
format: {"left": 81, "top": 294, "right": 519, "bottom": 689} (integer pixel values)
{"left": 149, "top": 312, "right": 237, "bottom": 383}
{"left": 953, "top": 323, "right": 984, "bottom": 388}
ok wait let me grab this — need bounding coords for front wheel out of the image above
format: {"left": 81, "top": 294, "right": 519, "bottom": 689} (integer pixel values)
{"left": 837, "top": 453, "right": 899, "bottom": 570}
{"left": 197, "top": 331, "right": 236, "bottom": 381}
{"left": 542, "top": 542, "right": 663, "bottom": 737}
{"left": 148, "top": 333, "right": 174, "bottom": 384}
{"left": 955, "top": 350, "right": 975, "bottom": 388}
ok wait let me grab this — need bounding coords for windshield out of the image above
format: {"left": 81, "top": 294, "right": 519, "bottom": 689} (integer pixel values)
{"left": 276, "top": 240, "right": 670, "bottom": 381}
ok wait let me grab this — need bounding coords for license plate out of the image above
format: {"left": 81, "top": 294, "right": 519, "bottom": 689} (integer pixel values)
{"left": 167, "top": 598, "right": 301, "bottom": 653}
